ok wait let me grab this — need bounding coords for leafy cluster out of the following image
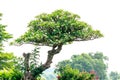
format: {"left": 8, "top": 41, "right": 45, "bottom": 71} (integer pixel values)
{"left": 13, "top": 47, "right": 42, "bottom": 78}
{"left": 12, "top": 9, "right": 103, "bottom": 46}
{"left": 0, "top": 68, "right": 23, "bottom": 80}
{"left": 56, "top": 65, "right": 94, "bottom": 80}
{"left": 30, "top": 47, "right": 40, "bottom": 71}
{"left": 0, "top": 52, "right": 15, "bottom": 70}
{"left": 13, "top": 47, "right": 41, "bottom": 71}
{"left": 13, "top": 57, "right": 24, "bottom": 72}
{"left": 0, "top": 54, "right": 23, "bottom": 80}
{"left": 57, "top": 52, "right": 108, "bottom": 80}
{"left": 0, "top": 13, "right": 21, "bottom": 79}
{"left": 0, "top": 13, "right": 12, "bottom": 51}
{"left": 0, "top": 47, "right": 42, "bottom": 80}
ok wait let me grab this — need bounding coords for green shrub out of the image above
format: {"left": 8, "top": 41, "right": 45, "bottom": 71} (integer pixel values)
{"left": 56, "top": 65, "right": 94, "bottom": 80}
{"left": 0, "top": 68, "right": 23, "bottom": 80}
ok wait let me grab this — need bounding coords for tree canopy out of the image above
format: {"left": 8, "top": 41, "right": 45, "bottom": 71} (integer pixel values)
{"left": 12, "top": 9, "right": 103, "bottom": 46}
{"left": 57, "top": 52, "right": 108, "bottom": 80}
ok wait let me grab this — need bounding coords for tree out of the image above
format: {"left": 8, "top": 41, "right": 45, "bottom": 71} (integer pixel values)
{"left": 89, "top": 52, "right": 108, "bottom": 80}
{"left": 0, "top": 13, "right": 23, "bottom": 79}
{"left": 110, "top": 71, "right": 120, "bottom": 80}
{"left": 57, "top": 52, "right": 108, "bottom": 80}
{"left": 11, "top": 9, "right": 103, "bottom": 80}
{"left": 0, "top": 13, "right": 12, "bottom": 51}
{"left": 0, "top": 13, "right": 13, "bottom": 69}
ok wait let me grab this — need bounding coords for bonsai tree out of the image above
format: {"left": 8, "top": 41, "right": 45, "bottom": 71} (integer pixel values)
{"left": 12, "top": 9, "right": 103, "bottom": 80}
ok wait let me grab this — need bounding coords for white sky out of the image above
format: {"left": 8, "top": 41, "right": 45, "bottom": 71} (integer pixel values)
{"left": 0, "top": 0, "right": 120, "bottom": 72}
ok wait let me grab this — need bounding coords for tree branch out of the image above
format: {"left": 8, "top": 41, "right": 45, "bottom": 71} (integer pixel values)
{"left": 74, "top": 37, "right": 99, "bottom": 41}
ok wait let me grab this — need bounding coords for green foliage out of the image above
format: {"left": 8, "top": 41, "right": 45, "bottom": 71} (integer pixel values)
{"left": 13, "top": 47, "right": 41, "bottom": 79}
{"left": 13, "top": 56, "right": 25, "bottom": 73}
{"left": 0, "top": 13, "right": 22, "bottom": 79}
{"left": 0, "top": 54, "right": 24, "bottom": 79}
{"left": 30, "top": 47, "right": 40, "bottom": 71}
{"left": 109, "top": 71, "right": 120, "bottom": 80}
{"left": 13, "top": 47, "right": 41, "bottom": 72}
{"left": 0, "top": 13, "right": 12, "bottom": 51}
{"left": 57, "top": 52, "right": 108, "bottom": 80}
{"left": 89, "top": 52, "right": 108, "bottom": 80}
{"left": 56, "top": 65, "right": 94, "bottom": 80}
{"left": 0, "top": 68, "right": 23, "bottom": 80}
{"left": 0, "top": 52, "right": 15, "bottom": 70}
{"left": 12, "top": 9, "right": 103, "bottom": 46}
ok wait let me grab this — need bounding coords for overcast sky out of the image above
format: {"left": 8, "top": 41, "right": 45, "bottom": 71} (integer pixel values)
{"left": 0, "top": 0, "right": 120, "bottom": 72}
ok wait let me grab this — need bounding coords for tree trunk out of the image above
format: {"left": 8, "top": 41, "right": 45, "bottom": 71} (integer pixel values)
{"left": 42, "top": 44, "right": 63, "bottom": 70}
{"left": 22, "top": 44, "right": 62, "bottom": 80}
{"left": 32, "top": 44, "right": 63, "bottom": 78}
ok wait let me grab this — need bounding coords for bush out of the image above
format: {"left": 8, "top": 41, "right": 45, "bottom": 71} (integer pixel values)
{"left": 0, "top": 68, "right": 23, "bottom": 80}
{"left": 56, "top": 65, "right": 94, "bottom": 80}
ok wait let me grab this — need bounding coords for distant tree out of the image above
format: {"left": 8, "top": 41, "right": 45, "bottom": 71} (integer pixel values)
{"left": 110, "top": 71, "right": 120, "bottom": 80}
{"left": 11, "top": 9, "right": 103, "bottom": 80}
{"left": 57, "top": 52, "right": 108, "bottom": 80}
{"left": 89, "top": 52, "right": 108, "bottom": 80}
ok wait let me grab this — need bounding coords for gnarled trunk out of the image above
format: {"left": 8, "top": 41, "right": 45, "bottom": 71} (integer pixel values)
{"left": 43, "top": 44, "right": 63, "bottom": 69}
{"left": 23, "top": 44, "right": 63, "bottom": 80}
